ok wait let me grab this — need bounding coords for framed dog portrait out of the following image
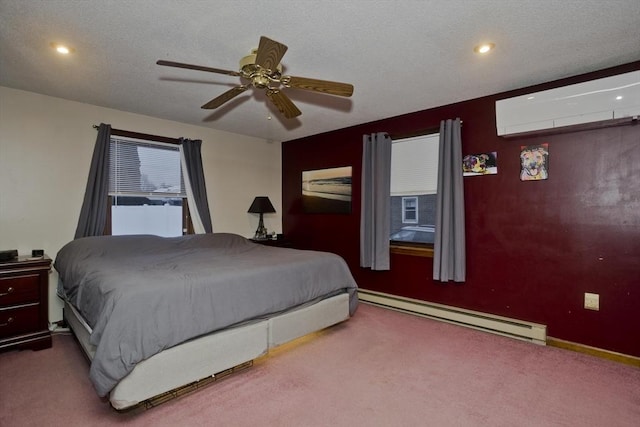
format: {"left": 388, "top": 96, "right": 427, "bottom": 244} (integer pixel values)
{"left": 463, "top": 151, "right": 497, "bottom": 176}
{"left": 520, "top": 143, "right": 549, "bottom": 181}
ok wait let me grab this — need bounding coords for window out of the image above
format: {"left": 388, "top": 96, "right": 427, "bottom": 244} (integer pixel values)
{"left": 390, "top": 133, "right": 439, "bottom": 247}
{"left": 402, "top": 197, "right": 418, "bottom": 223}
{"left": 108, "top": 137, "right": 190, "bottom": 237}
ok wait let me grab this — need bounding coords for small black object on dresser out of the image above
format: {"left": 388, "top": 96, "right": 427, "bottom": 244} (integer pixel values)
{"left": 0, "top": 250, "right": 18, "bottom": 262}
{"left": 0, "top": 255, "right": 52, "bottom": 352}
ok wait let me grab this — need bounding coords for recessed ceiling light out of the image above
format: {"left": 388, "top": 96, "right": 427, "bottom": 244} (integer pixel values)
{"left": 616, "top": 95, "right": 623, "bottom": 100}
{"left": 50, "top": 42, "right": 75, "bottom": 55}
{"left": 474, "top": 43, "right": 495, "bottom": 54}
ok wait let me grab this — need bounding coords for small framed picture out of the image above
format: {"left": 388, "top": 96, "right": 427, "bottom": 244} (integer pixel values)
{"left": 302, "top": 166, "right": 352, "bottom": 214}
{"left": 520, "top": 144, "right": 549, "bottom": 181}
{"left": 463, "top": 152, "right": 497, "bottom": 176}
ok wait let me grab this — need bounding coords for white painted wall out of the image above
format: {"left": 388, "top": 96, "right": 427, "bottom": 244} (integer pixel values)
{"left": 0, "top": 86, "right": 282, "bottom": 322}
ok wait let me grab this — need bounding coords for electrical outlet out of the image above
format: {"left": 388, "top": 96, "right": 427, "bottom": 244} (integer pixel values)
{"left": 584, "top": 293, "right": 600, "bottom": 311}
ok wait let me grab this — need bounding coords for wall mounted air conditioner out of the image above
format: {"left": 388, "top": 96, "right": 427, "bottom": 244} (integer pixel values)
{"left": 496, "top": 70, "right": 640, "bottom": 137}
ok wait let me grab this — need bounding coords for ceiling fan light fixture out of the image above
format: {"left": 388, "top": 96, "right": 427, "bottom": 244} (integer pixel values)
{"left": 252, "top": 74, "right": 271, "bottom": 89}
{"left": 474, "top": 43, "right": 495, "bottom": 54}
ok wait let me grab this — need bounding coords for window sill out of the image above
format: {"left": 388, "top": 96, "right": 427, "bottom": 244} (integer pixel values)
{"left": 390, "top": 244, "right": 434, "bottom": 258}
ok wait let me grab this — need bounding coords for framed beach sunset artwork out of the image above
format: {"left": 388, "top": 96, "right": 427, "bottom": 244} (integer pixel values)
{"left": 302, "top": 166, "right": 352, "bottom": 214}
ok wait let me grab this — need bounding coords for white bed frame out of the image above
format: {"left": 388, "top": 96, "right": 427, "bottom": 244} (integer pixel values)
{"left": 64, "top": 292, "right": 350, "bottom": 410}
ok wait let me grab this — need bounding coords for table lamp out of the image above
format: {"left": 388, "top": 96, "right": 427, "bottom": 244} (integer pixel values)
{"left": 248, "top": 196, "right": 275, "bottom": 240}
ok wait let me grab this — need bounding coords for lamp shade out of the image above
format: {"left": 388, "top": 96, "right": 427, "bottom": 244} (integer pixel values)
{"left": 248, "top": 196, "right": 276, "bottom": 214}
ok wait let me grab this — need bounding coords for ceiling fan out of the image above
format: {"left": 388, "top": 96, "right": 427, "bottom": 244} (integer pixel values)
{"left": 157, "top": 36, "right": 354, "bottom": 119}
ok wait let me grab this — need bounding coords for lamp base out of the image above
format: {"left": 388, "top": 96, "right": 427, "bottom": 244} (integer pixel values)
{"left": 253, "top": 214, "right": 268, "bottom": 240}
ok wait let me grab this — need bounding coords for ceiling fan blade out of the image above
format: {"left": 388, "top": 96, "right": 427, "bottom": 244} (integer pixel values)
{"left": 254, "top": 36, "right": 288, "bottom": 72}
{"left": 157, "top": 60, "right": 240, "bottom": 77}
{"left": 201, "top": 86, "right": 249, "bottom": 109}
{"left": 283, "top": 76, "right": 354, "bottom": 97}
{"left": 266, "top": 89, "right": 302, "bottom": 119}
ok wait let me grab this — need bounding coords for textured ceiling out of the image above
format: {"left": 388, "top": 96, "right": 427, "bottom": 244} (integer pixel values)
{"left": 1, "top": 0, "right": 639, "bottom": 142}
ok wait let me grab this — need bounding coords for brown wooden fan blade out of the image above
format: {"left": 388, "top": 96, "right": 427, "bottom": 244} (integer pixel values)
{"left": 157, "top": 60, "right": 240, "bottom": 77}
{"left": 284, "top": 76, "right": 354, "bottom": 97}
{"left": 201, "top": 86, "right": 248, "bottom": 109}
{"left": 254, "top": 36, "right": 288, "bottom": 72}
{"left": 266, "top": 89, "right": 301, "bottom": 119}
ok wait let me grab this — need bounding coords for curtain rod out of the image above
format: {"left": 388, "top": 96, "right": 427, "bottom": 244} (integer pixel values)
{"left": 389, "top": 119, "right": 463, "bottom": 141}
{"left": 93, "top": 125, "right": 182, "bottom": 145}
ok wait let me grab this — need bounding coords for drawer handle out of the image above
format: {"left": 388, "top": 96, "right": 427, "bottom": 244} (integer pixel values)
{"left": 0, "top": 317, "right": 15, "bottom": 327}
{"left": 0, "top": 287, "right": 15, "bottom": 297}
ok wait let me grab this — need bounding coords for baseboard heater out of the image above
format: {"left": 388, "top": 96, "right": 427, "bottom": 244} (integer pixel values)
{"left": 358, "top": 289, "right": 547, "bottom": 345}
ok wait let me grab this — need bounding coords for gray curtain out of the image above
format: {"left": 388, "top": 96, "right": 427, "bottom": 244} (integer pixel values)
{"left": 74, "top": 123, "right": 111, "bottom": 239}
{"left": 180, "top": 138, "right": 213, "bottom": 233}
{"left": 433, "top": 118, "right": 466, "bottom": 282}
{"left": 360, "top": 132, "right": 392, "bottom": 270}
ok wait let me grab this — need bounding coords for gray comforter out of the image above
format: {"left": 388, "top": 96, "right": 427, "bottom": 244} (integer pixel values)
{"left": 54, "top": 233, "right": 358, "bottom": 397}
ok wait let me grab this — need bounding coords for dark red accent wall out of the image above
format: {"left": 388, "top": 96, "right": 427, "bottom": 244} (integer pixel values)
{"left": 282, "top": 62, "right": 640, "bottom": 357}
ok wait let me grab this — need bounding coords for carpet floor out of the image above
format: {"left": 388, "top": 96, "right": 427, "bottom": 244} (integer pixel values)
{"left": 1, "top": 303, "right": 638, "bottom": 426}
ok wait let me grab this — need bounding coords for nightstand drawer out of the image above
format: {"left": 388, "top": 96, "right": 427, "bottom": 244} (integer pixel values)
{"left": 0, "top": 304, "right": 40, "bottom": 338}
{"left": 0, "top": 275, "right": 40, "bottom": 307}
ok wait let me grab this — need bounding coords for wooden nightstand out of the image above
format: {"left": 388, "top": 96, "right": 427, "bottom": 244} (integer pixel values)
{"left": 0, "top": 255, "right": 52, "bottom": 352}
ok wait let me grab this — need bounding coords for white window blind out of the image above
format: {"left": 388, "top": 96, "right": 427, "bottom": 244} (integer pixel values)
{"left": 109, "top": 138, "right": 186, "bottom": 197}
{"left": 391, "top": 133, "right": 439, "bottom": 196}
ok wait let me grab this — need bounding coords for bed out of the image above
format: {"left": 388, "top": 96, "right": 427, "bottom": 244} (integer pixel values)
{"left": 54, "top": 233, "right": 358, "bottom": 410}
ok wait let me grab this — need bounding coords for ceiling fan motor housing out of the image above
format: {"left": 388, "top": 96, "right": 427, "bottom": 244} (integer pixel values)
{"left": 240, "top": 51, "right": 283, "bottom": 88}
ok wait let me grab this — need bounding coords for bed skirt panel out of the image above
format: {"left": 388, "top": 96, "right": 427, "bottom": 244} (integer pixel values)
{"left": 64, "top": 293, "right": 351, "bottom": 410}
{"left": 111, "top": 320, "right": 269, "bottom": 409}
{"left": 269, "top": 292, "right": 350, "bottom": 347}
